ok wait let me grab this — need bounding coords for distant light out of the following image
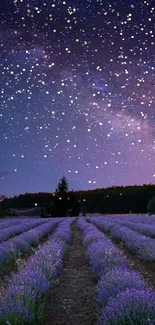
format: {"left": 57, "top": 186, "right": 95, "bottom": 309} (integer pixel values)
{"left": 34, "top": 203, "right": 38, "bottom": 206}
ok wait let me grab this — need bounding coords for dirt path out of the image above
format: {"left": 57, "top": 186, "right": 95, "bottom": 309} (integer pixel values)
{"left": 44, "top": 221, "right": 97, "bottom": 325}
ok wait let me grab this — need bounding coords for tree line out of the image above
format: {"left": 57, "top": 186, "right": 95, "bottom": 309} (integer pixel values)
{"left": 1, "top": 178, "right": 155, "bottom": 217}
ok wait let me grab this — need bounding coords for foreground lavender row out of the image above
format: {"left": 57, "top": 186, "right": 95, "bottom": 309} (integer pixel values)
{"left": 88, "top": 216, "right": 155, "bottom": 261}
{"left": 0, "top": 218, "right": 63, "bottom": 275}
{"left": 0, "top": 218, "right": 74, "bottom": 324}
{"left": 77, "top": 217, "right": 155, "bottom": 324}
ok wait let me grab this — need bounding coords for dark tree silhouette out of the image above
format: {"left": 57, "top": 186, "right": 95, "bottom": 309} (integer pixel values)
{"left": 55, "top": 176, "right": 68, "bottom": 194}
{"left": 3, "top": 183, "right": 155, "bottom": 217}
{"left": 51, "top": 176, "right": 71, "bottom": 217}
{"left": 147, "top": 196, "right": 155, "bottom": 215}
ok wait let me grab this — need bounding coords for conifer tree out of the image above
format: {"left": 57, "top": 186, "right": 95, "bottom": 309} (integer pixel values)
{"left": 52, "top": 176, "right": 70, "bottom": 217}
{"left": 55, "top": 176, "right": 68, "bottom": 194}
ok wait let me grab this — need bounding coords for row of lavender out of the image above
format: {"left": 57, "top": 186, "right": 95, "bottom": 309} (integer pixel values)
{"left": 117, "top": 216, "right": 155, "bottom": 238}
{"left": 0, "top": 218, "right": 50, "bottom": 242}
{"left": 91, "top": 214, "right": 155, "bottom": 226}
{"left": 101, "top": 215, "right": 155, "bottom": 222}
{"left": 102, "top": 215, "right": 155, "bottom": 238}
{"left": 88, "top": 216, "right": 155, "bottom": 261}
{"left": 0, "top": 218, "right": 63, "bottom": 275}
{"left": 0, "top": 218, "right": 31, "bottom": 229}
{"left": 0, "top": 218, "right": 74, "bottom": 324}
{"left": 77, "top": 217, "right": 155, "bottom": 324}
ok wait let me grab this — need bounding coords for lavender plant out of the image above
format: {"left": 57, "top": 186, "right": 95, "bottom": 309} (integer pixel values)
{"left": 89, "top": 216, "right": 155, "bottom": 261}
{"left": 110, "top": 225, "right": 155, "bottom": 261}
{"left": 98, "top": 289, "right": 155, "bottom": 325}
{"left": 0, "top": 218, "right": 73, "bottom": 324}
{"left": 78, "top": 217, "right": 155, "bottom": 325}
{"left": 0, "top": 219, "right": 49, "bottom": 242}
{"left": 0, "top": 219, "right": 59, "bottom": 275}
{"left": 87, "top": 240, "right": 129, "bottom": 280}
{"left": 78, "top": 218, "right": 129, "bottom": 280}
{"left": 96, "top": 267, "right": 148, "bottom": 311}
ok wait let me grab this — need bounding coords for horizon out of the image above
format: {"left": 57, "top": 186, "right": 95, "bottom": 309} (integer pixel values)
{"left": 1, "top": 1, "right": 155, "bottom": 196}
{"left": 3, "top": 182, "right": 155, "bottom": 199}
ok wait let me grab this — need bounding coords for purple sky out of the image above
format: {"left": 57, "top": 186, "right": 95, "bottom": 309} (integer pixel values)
{"left": 0, "top": 0, "right": 155, "bottom": 196}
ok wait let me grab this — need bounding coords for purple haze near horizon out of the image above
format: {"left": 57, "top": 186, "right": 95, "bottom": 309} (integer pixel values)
{"left": 0, "top": 0, "right": 155, "bottom": 196}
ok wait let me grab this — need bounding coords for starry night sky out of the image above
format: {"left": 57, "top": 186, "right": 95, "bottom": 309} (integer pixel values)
{"left": 1, "top": 0, "right": 155, "bottom": 197}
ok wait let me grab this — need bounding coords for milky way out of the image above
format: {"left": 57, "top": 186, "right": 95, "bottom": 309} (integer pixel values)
{"left": 1, "top": 0, "right": 155, "bottom": 196}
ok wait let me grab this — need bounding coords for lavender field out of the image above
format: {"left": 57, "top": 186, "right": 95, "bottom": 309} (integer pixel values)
{"left": 0, "top": 215, "right": 155, "bottom": 325}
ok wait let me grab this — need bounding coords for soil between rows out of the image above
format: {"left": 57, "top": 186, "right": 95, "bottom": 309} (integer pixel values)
{"left": 44, "top": 221, "right": 97, "bottom": 325}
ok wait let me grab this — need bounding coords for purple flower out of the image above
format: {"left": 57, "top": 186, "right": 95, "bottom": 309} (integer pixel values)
{"left": 98, "top": 289, "right": 155, "bottom": 325}
{"left": 0, "top": 218, "right": 73, "bottom": 324}
{"left": 96, "top": 267, "right": 148, "bottom": 311}
{"left": 86, "top": 240, "right": 129, "bottom": 280}
{"left": 110, "top": 226, "right": 155, "bottom": 261}
{"left": 0, "top": 299, "right": 34, "bottom": 325}
{"left": 0, "top": 219, "right": 59, "bottom": 274}
{"left": 83, "top": 230, "right": 105, "bottom": 247}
